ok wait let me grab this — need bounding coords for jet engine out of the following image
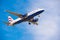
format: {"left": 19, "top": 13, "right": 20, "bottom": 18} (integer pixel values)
{"left": 32, "top": 18, "right": 38, "bottom": 22}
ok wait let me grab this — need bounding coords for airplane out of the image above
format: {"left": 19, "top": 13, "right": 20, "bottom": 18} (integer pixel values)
{"left": 4, "top": 9, "right": 44, "bottom": 26}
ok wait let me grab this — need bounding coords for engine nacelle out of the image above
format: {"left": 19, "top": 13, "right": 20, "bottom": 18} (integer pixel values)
{"left": 32, "top": 18, "right": 38, "bottom": 22}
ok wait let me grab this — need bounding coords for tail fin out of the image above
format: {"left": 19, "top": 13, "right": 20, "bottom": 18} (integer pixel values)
{"left": 8, "top": 16, "right": 13, "bottom": 23}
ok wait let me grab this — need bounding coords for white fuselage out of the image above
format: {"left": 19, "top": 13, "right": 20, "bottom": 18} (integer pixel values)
{"left": 9, "top": 9, "right": 44, "bottom": 26}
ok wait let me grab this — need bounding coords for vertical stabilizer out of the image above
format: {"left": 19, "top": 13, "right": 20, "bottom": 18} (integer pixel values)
{"left": 8, "top": 16, "right": 13, "bottom": 23}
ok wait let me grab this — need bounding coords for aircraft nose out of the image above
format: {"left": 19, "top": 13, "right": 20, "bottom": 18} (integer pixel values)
{"left": 41, "top": 10, "right": 44, "bottom": 12}
{"left": 39, "top": 9, "right": 44, "bottom": 12}
{"left": 40, "top": 9, "right": 44, "bottom": 13}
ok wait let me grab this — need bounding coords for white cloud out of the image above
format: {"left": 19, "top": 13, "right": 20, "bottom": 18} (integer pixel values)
{"left": 27, "top": 0, "right": 59, "bottom": 40}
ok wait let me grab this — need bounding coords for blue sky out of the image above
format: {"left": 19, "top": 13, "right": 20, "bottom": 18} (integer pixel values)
{"left": 0, "top": 0, "right": 59, "bottom": 40}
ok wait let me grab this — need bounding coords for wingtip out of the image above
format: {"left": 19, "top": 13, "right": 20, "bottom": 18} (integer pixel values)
{"left": 5, "top": 10, "right": 11, "bottom": 13}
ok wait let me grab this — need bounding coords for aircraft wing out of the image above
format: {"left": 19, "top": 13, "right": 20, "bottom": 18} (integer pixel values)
{"left": 28, "top": 20, "right": 38, "bottom": 25}
{"left": 6, "top": 10, "right": 23, "bottom": 18}
{"left": 30, "top": 22, "right": 38, "bottom": 25}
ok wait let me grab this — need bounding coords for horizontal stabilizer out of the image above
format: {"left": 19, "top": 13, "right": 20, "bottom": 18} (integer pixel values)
{"left": 3, "top": 21, "right": 9, "bottom": 25}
